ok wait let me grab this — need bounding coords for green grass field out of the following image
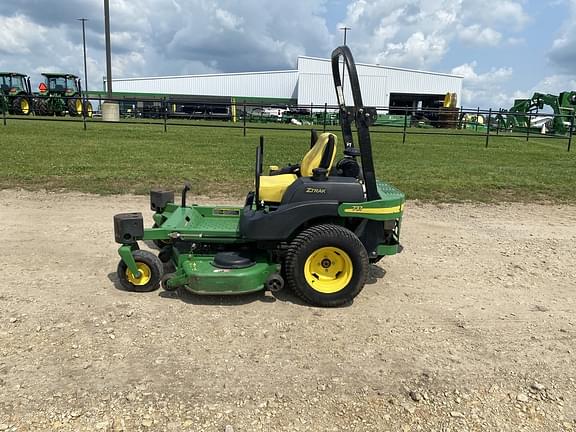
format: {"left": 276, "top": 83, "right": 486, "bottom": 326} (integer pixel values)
{"left": 1, "top": 118, "right": 575, "bottom": 202}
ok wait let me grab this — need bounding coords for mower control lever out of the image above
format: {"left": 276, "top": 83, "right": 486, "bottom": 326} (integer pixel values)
{"left": 181, "top": 182, "right": 191, "bottom": 207}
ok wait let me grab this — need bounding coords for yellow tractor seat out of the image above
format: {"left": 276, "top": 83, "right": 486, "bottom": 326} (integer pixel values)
{"left": 258, "top": 133, "right": 338, "bottom": 203}
{"left": 300, "top": 132, "right": 337, "bottom": 176}
{"left": 259, "top": 174, "right": 298, "bottom": 203}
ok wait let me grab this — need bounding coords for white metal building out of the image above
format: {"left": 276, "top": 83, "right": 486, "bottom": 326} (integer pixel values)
{"left": 110, "top": 56, "right": 462, "bottom": 109}
{"left": 297, "top": 56, "right": 462, "bottom": 109}
{"left": 111, "top": 69, "right": 298, "bottom": 101}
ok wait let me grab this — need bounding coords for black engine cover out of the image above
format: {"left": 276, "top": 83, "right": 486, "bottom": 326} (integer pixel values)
{"left": 239, "top": 177, "right": 366, "bottom": 242}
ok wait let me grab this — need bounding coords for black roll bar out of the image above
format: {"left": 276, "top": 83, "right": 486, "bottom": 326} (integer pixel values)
{"left": 331, "top": 46, "right": 379, "bottom": 201}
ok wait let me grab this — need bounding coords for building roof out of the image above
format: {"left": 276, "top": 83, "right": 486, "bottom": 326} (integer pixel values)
{"left": 0, "top": 72, "right": 28, "bottom": 77}
{"left": 112, "top": 69, "right": 298, "bottom": 82}
{"left": 41, "top": 73, "right": 79, "bottom": 79}
{"left": 297, "top": 55, "right": 464, "bottom": 79}
{"left": 112, "top": 56, "right": 463, "bottom": 82}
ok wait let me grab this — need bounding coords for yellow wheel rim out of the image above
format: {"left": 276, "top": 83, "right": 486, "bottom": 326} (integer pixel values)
{"left": 75, "top": 99, "right": 83, "bottom": 113}
{"left": 21, "top": 99, "right": 29, "bottom": 114}
{"left": 125, "top": 262, "right": 152, "bottom": 286}
{"left": 304, "top": 246, "right": 353, "bottom": 294}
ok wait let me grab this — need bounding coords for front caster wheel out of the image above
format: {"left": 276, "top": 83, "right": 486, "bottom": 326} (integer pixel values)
{"left": 161, "top": 273, "right": 178, "bottom": 291}
{"left": 117, "top": 250, "right": 163, "bottom": 292}
{"left": 266, "top": 273, "right": 285, "bottom": 292}
{"left": 285, "top": 224, "right": 368, "bottom": 307}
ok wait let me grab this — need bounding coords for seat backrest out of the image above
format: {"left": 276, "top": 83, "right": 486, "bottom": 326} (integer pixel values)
{"left": 300, "top": 132, "right": 337, "bottom": 177}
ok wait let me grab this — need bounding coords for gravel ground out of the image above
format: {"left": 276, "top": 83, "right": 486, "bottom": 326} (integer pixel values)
{"left": 0, "top": 190, "right": 575, "bottom": 431}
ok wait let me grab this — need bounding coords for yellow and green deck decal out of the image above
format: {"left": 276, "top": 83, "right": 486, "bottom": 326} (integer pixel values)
{"left": 338, "top": 201, "right": 404, "bottom": 220}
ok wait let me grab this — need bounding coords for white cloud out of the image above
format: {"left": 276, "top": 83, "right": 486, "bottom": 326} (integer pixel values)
{"left": 340, "top": 0, "right": 527, "bottom": 68}
{"left": 0, "top": 0, "right": 537, "bottom": 106}
{"left": 506, "top": 37, "right": 525, "bottom": 46}
{"left": 548, "top": 0, "right": 576, "bottom": 72}
{"left": 0, "top": 15, "right": 48, "bottom": 55}
{"left": 460, "top": 0, "right": 529, "bottom": 30}
{"left": 214, "top": 8, "right": 244, "bottom": 31}
{"left": 458, "top": 25, "right": 502, "bottom": 46}
{"left": 375, "top": 32, "right": 448, "bottom": 68}
{"left": 451, "top": 61, "right": 514, "bottom": 108}
{"left": 0, "top": 0, "right": 334, "bottom": 91}
{"left": 525, "top": 75, "right": 576, "bottom": 96}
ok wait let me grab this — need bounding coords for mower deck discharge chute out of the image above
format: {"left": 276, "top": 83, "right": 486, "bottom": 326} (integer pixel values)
{"left": 113, "top": 46, "right": 405, "bottom": 307}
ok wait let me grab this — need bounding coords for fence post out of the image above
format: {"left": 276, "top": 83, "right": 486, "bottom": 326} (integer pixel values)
{"left": 458, "top": 105, "right": 463, "bottom": 129}
{"left": 323, "top": 103, "right": 327, "bottom": 132}
{"left": 526, "top": 112, "right": 530, "bottom": 142}
{"left": 402, "top": 108, "right": 408, "bottom": 144}
{"left": 243, "top": 102, "right": 247, "bottom": 137}
{"left": 485, "top": 108, "right": 492, "bottom": 148}
{"left": 475, "top": 106, "right": 480, "bottom": 132}
{"left": 2, "top": 105, "right": 6, "bottom": 126}
{"left": 79, "top": 81, "right": 87, "bottom": 131}
{"left": 163, "top": 98, "right": 167, "bottom": 132}
{"left": 82, "top": 101, "right": 87, "bottom": 131}
{"left": 310, "top": 103, "right": 314, "bottom": 124}
{"left": 568, "top": 113, "right": 574, "bottom": 152}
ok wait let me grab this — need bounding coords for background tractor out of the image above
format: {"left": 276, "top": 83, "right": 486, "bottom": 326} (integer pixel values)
{"left": 0, "top": 72, "right": 33, "bottom": 116}
{"left": 500, "top": 91, "right": 576, "bottom": 135}
{"left": 34, "top": 73, "right": 93, "bottom": 117}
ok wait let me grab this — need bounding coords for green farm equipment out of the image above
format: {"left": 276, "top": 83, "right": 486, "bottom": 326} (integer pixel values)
{"left": 0, "top": 72, "right": 33, "bottom": 115}
{"left": 500, "top": 91, "right": 576, "bottom": 135}
{"left": 113, "top": 46, "right": 405, "bottom": 307}
{"left": 34, "top": 73, "right": 93, "bottom": 117}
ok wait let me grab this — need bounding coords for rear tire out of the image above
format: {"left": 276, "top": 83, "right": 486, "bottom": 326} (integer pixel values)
{"left": 12, "top": 96, "right": 31, "bottom": 115}
{"left": 285, "top": 224, "right": 368, "bottom": 307}
{"left": 67, "top": 97, "right": 82, "bottom": 116}
{"left": 34, "top": 98, "right": 49, "bottom": 116}
{"left": 83, "top": 101, "right": 93, "bottom": 118}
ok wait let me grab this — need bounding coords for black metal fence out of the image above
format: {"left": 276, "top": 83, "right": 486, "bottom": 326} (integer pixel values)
{"left": 2, "top": 94, "right": 574, "bottom": 152}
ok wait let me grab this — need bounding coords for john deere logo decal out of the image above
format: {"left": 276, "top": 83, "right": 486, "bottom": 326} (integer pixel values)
{"left": 305, "top": 187, "right": 326, "bottom": 194}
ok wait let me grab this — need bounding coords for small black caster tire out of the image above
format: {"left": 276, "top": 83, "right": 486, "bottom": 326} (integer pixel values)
{"left": 117, "top": 250, "right": 163, "bottom": 292}
{"left": 161, "top": 273, "right": 178, "bottom": 291}
{"left": 266, "top": 273, "right": 285, "bottom": 292}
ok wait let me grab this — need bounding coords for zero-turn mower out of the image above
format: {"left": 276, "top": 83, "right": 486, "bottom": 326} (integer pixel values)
{"left": 113, "top": 46, "right": 405, "bottom": 307}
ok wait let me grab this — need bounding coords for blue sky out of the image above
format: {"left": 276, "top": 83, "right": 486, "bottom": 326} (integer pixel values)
{"left": 1, "top": 0, "right": 575, "bottom": 109}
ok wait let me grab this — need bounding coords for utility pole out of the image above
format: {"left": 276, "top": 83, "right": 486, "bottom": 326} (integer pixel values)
{"left": 77, "top": 18, "right": 89, "bottom": 96}
{"left": 340, "top": 26, "right": 351, "bottom": 46}
{"left": 339, "top": 26, "right": 351, "bottom": 91}
{"left": 78, "top": 17, "right": 89, "bottom": 129}
{"left": 104, "top": 0, "right": 112, "bottom": 97}
{"left": 102, "top": 0, "right": 119, "bottom": 120}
